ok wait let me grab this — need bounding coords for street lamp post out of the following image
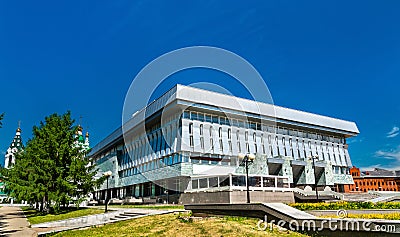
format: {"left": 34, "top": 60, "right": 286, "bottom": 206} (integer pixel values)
{"left": 164, "top": 190, "right": 169, "bottom": 204}
{"left": 239, "top": 153, "right": 256, "bottom": 204}
{"left": 310, "top": 155, "right": 319, "bottom": 202}
{"left": 103, "top": 171, "right": 112, "bottom": 213}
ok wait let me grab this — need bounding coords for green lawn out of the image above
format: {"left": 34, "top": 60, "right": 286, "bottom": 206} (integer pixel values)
{"left": 22, "top": 207, "right": 105, "bottom": 225}
{"left": 53, "top": 212, "right": 309, "bottom": 237}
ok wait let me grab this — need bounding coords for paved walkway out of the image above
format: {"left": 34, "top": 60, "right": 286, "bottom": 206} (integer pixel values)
{"left": 0, "top": 206, "right": 36, "bottom": 237}
{"left": 32, "top": 208, "right": 185, "bottom": 236}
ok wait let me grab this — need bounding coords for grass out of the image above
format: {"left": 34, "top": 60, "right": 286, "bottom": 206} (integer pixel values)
{"left": 22, "top": 207, "right": 105, "bottom": 225}
{"left": 52, "top": 212, "right": 310, "bottom": 237}
{"left": 106, "top": 204, "right": 184, "bottom": 210}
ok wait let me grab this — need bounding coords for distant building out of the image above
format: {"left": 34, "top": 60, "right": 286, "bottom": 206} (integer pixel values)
{"left": 4, "top": 126, "right": 24, "bottom": 169}
{"left": 1, "top": 125, "right": 24, "bottom": 202}
{"left": 74, "top": 125, "right": 90, "bottom": 152}
{"left": 90, "top": 85, "right": 359, "bottom": 203}
{"left": 344, "top": 166, "right": 399, "bottom": 192}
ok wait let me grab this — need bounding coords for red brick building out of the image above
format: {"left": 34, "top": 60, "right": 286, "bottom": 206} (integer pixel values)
{"left": 344, "top": 166, "right": 399, "bottom": 193}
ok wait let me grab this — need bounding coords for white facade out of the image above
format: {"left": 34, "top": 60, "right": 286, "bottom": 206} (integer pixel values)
{"left": 91, "top": 85, "right": 359, "bottom": 199}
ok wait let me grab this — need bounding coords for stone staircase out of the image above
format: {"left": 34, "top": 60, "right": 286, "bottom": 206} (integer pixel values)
{"left": 292, "top": 187, "right": 344, "bottom": 201}
{"left": 342, "top": 192, "right": 379, "bottom": 202}
{"left": 109, "top": 211, "right": 142, "bottom": 221}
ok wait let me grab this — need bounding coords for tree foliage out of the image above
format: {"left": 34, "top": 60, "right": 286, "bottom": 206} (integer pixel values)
{"left": 0, "top": 113, "right": 4, "bottom": 128}
{"left": 1, "top": 111, "right": 104, "bottom": 213}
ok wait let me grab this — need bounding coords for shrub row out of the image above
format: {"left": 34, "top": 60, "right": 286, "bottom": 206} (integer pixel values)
{"left": 290, "top": 201, "right": 400, "bottom": 211}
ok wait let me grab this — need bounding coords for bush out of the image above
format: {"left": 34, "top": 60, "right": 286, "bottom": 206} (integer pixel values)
{"left": 290, "top": 202, "right": 400, "bottom": 211}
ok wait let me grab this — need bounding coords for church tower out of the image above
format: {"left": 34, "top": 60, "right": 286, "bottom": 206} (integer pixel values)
{"left": 4, "top": 124, "right": 24, "bottom": 169}
{"left": 74, "top": 125, "right": 90, "bottom": 152}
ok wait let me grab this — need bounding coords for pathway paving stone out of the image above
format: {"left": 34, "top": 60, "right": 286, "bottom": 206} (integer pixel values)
{"left": 0, "top": 206, "right": 36, "bottom": 237}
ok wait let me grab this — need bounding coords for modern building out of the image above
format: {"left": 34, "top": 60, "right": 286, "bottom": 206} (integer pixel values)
{"left": 90, "top": 84, "right": 359, "bottom": 203}
{"left": 344, "top": 166, "right": 400, "bottom": 193}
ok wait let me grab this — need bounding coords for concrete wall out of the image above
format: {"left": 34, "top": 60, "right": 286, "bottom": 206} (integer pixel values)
{"left": 180, "top": 191, "right": 231, "bottom": 204}
{"left": 180, "top": 191, "right": 294, "bottom": 204}
{"left": 230, "top": 191, "right": 294, "bottom": 204}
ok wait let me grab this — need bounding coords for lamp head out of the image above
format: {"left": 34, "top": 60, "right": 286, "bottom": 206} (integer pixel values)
{"left": 103, "top": 171, "right": 112, "bottom": 177}
{"left": 238, "top": 153, "right": 255, "bottom": 161}
{"left": 248, "top": 153, "right": 256, "bottom": 161}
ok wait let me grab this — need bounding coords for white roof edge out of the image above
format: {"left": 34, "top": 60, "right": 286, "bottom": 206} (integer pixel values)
{"left": 175, "top": 84, "right": 359, "bottom": 134}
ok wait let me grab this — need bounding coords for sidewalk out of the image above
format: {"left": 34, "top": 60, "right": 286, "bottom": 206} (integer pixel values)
{"left": 0, "top": 206, "right": 37, "bottom": 237}
{"left": 31, "top": 208, "right": 185, "bottom": 236}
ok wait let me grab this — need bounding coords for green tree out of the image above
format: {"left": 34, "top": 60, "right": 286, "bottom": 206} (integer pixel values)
{"left": 0, "top": 113, "right": 4, "bottom": 128}
{"left": 3, "top": 111, "right": 104, "bottom": 213}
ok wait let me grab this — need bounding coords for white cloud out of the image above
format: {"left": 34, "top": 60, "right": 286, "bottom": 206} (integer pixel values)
{"left": 375, "top": 148, "right": 400, "bottom": 161}
{"left": 358, "top": 164, "right": 400, "bottom": 172}
{"left": 386, "top": 126, "right": 399, "bottom": 138}
{"left": 370, "top": 144, "right": 400, "bottom": 171}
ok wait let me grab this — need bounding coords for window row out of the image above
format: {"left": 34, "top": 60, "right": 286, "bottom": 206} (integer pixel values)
{"left": 183, "top": 110, "right": 345, "bottom": 143}
{"left": 119, "top": 153, "right": 188, "bottom": 178}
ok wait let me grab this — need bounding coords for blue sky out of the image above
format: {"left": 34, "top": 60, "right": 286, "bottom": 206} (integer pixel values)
{"left": 1, "top": 1, "right": 400, "bottom": 170}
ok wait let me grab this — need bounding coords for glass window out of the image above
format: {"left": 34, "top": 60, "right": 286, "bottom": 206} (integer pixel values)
{"left": 212, "top": 115, "right": 219, "bottom": 123}
{"left": 220, "top": 117, "right": 226, "bottom": 125}
{"left": 199, "top": 178, "right": 208, "bottom": 189}
{"left": 189, "top": 123, "right": 193, "bottom": 134}
{"left": 250, "top": 122, "right": 257, "bottom": 130}
{"left": 183, "top": 111, "right": 190, "bottom": 119}
{"left": 191, "top": 112, "right": 198, "bottom": 120}
{"left": 209, "top": 177, "right": 219, "bottom": 187}
{"left": 232, "top": 119, "right": 239, "bottom": 127}
{"left": 249, "top": 177, "right": 262, "bottom": 187}
{"left": 192, "top": 180, "right": 199, "bottom": 189}
{"left": 198, "top": 113, "right": 204, "bottom": 122}
{"left": 263, "top": 177, "right": 275, "bottom": 187}
{"left": 232, "top": 176, "right": 246, "bottom": 186}
{"left": 225, "top": 118, "right": 231, "bottom": 126}
{"left": 277, "top": 178, "right": 289, "bottom": 188}
{"left": 205, "top": 114, "right": 212, "bottom": 123}
{"left": 219, "top": 176, "right": 230, "bottom": 187}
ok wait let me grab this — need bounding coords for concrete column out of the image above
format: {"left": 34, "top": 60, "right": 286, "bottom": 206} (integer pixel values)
{"left": 281, "top": 157, "right": 294, "bottom": 183}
